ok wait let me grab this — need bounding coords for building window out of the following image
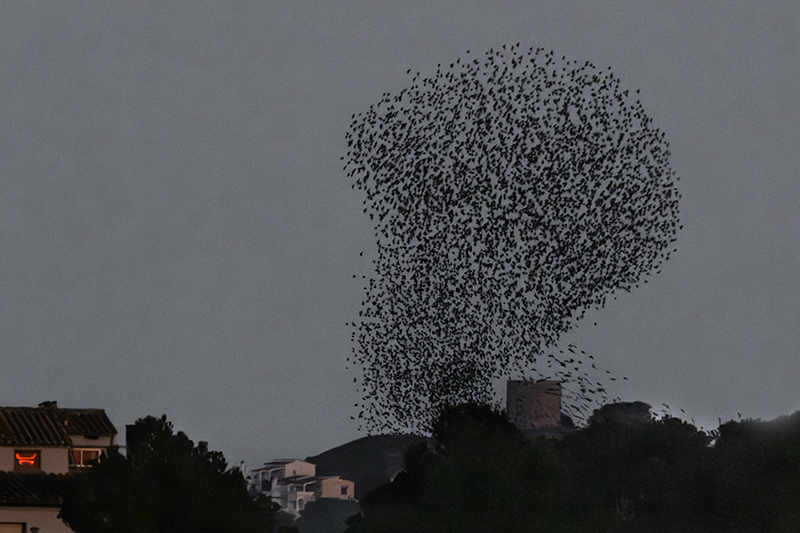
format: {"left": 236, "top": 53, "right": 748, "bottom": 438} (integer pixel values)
{"left": 341, "top": 486, "right": 348, "bottom": 496}
{"left": 13, "top": 450, "right": 40, "bottom": 472}
{"left": 70, "top": 448, "right": 102, "bottom": 467}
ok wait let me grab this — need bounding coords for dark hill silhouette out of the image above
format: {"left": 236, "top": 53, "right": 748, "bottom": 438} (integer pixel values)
{"left": 306, "top": 434, "right": 430, "bottom": 500}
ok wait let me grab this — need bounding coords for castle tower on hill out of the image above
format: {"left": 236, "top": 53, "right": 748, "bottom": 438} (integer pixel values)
{"left": 506, "top": 380, "right": 562, "bottom": 430}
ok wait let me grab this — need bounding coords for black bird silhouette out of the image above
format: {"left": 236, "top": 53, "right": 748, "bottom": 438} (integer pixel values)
{"left": 344, "top": 45, "right": 681, "bottom": 433}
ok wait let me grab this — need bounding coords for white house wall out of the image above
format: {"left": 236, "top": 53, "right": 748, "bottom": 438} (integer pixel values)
{"left": 0, "top": 449, "right": 11, "bottom": 473}
{"left": 284, "top": 460, "right": 315, "bottom": 478}
{"left": 319, "top": 477, "right": 354, "bottom": 499}
{"left": 0, "top": 506, "right": 72, "bottom": 533}
{"left": 69, "top": 435, "right": 114, "bottom": 447}
{"left": 41, "top": 448, "right": 69, "bottom": 474}
{"left": 0, "top": 447, "right": 69, "bottom": 474}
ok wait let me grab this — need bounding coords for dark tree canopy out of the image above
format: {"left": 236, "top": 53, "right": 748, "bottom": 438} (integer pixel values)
{"left": 348, "top": 404, "right": 800, "bottom": 532}
{"left": 345, "top": 44, "right": 680, "bottom": 432}
{"left": 59, "top": 415, "right": 278, "bottom": 533}
{"left": 346, "top": 403, "right": 568, "bottom": 533}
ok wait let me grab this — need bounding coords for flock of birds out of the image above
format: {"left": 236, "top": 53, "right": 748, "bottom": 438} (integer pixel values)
{"left": 343, "top": 44, "right": 681, "bottom": 434}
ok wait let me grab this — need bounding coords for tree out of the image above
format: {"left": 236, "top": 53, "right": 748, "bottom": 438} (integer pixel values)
{"left": 345, "top": 44, "right": 681, "bottom": 432}
{"left": 706, "top": 414, "right": 800, "bottom": 532}
{"left": 59, "top": 415, "right": 279, "bottom": 533}
{"left": 558, "top": 403, "right": 711, "bottom": 530}
{"left": 345, "top": 403, "right": 567, "bottom": 533}
{"left": 294, "top": 498, "right": 361, "bottom": 533}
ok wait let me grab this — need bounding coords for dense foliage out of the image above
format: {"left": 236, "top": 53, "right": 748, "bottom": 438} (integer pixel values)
{"left": 346, "top": 403, "right": 800, "bottom": 533}
{"left": 345, "top": 44, "right": 681, "bottom": 433}
{"left": 59, "top": 415, "right": 279, "bottom": 533}
{"left": 346, "top": 404, "right": 567, "bottom": 532}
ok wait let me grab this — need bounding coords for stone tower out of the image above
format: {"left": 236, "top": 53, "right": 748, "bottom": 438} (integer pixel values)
{"left": 506, "top": 380, "right": 562, "bottom": 430}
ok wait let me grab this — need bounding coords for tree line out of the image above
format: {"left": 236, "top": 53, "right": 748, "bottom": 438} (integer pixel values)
{"left": 345, "top": 403, "right": 800, "bottom": 533}
{"left": 57, "top": 404, "right": 800, "bottom": 532}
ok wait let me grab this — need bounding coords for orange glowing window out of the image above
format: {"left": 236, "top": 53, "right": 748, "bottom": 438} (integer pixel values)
{"left": 16, "top": 453, "right": 35, "bottom": 465}
{"left": 13, "top": 450, "right": 40, "bottom": 472}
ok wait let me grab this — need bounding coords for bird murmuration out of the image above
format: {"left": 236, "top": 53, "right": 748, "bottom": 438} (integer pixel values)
{"left": 344, "top": 44, "right": 680, "bottom": 434}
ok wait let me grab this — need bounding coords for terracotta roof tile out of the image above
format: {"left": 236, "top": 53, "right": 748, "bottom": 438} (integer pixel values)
{"left": 60, "top": 409, "right": 117, "bottom": 438}
{"left": 0, "top": 472, "right": 67, "bottom": 506}
{"left": 0, "top": 406, "right": 116, "bottom": 447}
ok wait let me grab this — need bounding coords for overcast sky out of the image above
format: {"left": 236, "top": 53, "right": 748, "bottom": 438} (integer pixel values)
{"left": 0, "top": 2, "right": 798, "bottom": 468}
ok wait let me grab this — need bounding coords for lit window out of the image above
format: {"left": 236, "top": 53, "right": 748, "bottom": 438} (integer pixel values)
{"left": 13, "top": 450, "right": 40, "bottom": 472}
{"left": 70, "top": 449, "right": 102, "bottom": 467}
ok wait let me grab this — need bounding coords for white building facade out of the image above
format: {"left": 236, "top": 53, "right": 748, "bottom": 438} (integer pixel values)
{"left": 249, "top": 459, "right": 355, "bottom": 515}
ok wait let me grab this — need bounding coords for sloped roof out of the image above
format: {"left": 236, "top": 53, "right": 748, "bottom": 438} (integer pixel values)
{"left": 277, "top": 475, "right": 317, "bottom": 486}
{"left": 0, "top": 405, "right": 116, "bottom": 447}
{"left": 0, "top": 472, "right": 67, "bottom": 506}
{"left": 252, "top": 458, "right": 314, "bottom": 473}
{"left": 264, "top": 459, "right": 306, "bottom": 467}
{"left": 60, "top": 409, "right": 117, "bottom": 438}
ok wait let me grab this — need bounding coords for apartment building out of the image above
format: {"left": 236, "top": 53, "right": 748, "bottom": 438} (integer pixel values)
{"left": 249, "top": 459, "right": 354, "bottom": 516}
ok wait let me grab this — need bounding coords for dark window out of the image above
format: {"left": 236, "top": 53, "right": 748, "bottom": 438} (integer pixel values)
{"left": 341, "top": 486, "right": 348, "bottom": 495}
{"left": 70, "top": 449, "right": 102, "bottom": 467}
{"left": 13, "top": 450, "right": 40, "bottom": 472}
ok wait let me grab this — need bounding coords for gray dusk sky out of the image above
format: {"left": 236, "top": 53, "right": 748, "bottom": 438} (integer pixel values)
{"left": 0, "top": 2, "right": 798, "bottom": 468}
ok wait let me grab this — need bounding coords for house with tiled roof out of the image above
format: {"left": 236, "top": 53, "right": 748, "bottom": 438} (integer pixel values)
{"left": 0, "top": 401, "right": 117, "bottom": 533}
